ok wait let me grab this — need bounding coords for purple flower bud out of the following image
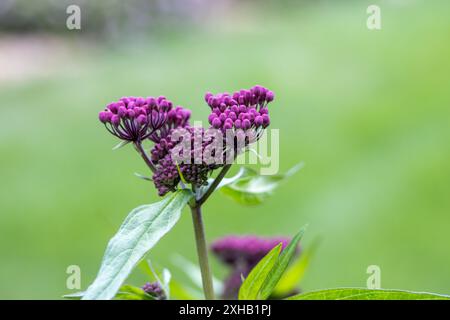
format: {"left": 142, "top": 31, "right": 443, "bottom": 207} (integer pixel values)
{"left": 211, "top": 97, "right": 219, "bottom": 108}
{"left": 212, "top": 118, "right": 222, "bottom": 129}
{"left": 266, "top": 90, "right": 274, "bottom": 102}
{"left": 118, "top": 106, "right": 127, "bottom": 117}
{"left": 238, "top": 105, "right": 247, "bottom": 113}
{"left": 242, "top": 119, "right": 251, "bottom": 130}
{"left": 98, "top": 111, "right": 111, "bottom": 123}
{"left": 142, "top": 282, "right": 166, "bottom": 300}
{"left": 208, "top": 114, "right": 216, "bottom": 124}
{"left": 147, "top": 97, "right": 157, "bottom": 108}
{"left": 135, "top": 97, "right": 145, "bottom": 106}
{"left": 137, "top": 114, "right": 147, "bottom": 126}
{"left": 111, "top": 115, "right": 120, "bottom": 125}
{"left": 224, "top": 122, "right": 233, "bottom": 130}
{"left": 219, "top": 113, "right": 227, "bottom": 122}
{"left": 127, "top": 101, "right": 135, "bottom": 109}
{"left": 108, "top": 103, "right": 119, "bottom": 114}
{"left": 260, "top": 107, "right": 269, "bottom": 114}
{"left": 262, "top": 114, "right": 270, "bottom": 127}
{"left": 229, "top": 112, "right": 237, "bottom": 121}
{"left": 127, "top": 109, "right": 136, "bottom": 119}
{"left": 205, "top": 92, "right": 213, "bottom": 103}
{"left": 252, "top": 85, "right": 261, "bottom": 96}
{"left": 234, "top": 119, "right": 242, "bottom": 129}
{"left": 255, "top": 115, "right": 264, "bottom": 127}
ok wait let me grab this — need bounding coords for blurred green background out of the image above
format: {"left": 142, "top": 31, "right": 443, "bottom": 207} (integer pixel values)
{"left": 1, "top": 0, "right": 449, "bottom": 299}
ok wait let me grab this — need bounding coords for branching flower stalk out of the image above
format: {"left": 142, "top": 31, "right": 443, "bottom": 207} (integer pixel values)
{"left": 97, "top": 86, "right": 275, "bottom": 300}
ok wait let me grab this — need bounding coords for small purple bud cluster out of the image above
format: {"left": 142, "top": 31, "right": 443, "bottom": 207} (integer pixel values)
{"left": 211, "top": 235, "right": 298, "bottom": 299}
{"left": 142, "top": 282, "right": 166, "bottom": 300}
{"left": 152, "top": 126, "right": 221, "bottom": 196}
{"left": 98, "top": 96, "right": 175, "bottom": 142}
{"left": 149, "top": 106, "right": 191, "bottom": 143}
{"left": 205, "top": 85, "right": 274, "bottom": 132}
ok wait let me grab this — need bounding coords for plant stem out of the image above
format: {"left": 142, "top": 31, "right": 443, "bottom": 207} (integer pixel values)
{"left": 197, "top": 164, "right": 232, "bottom": 206}
{"left": 190, "top": 204, "right": 215, "bottom": 300}
{"left": 134, "top": 141, "right": 156, "bottom": 172}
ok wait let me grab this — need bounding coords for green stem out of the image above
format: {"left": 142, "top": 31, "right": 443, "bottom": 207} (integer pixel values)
{"left": 190, "top": 204, "right": 215, "bottom": 300}
{"left": 134, "top": 141, "right": 156, "bottom": 172}
{"left": 197, "top": 164, "right": 232, "bottom": 206}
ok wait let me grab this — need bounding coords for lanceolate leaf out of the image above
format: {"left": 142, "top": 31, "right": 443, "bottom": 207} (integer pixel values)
{"left": 287, "top": 288, "right": 450, "bottom": 300}
{"left": 82, "top": 189, "right": 193, "bottom": 300}
{"left": 238, "top": 243, "right": 282, "bottom": 300}
{"left": 221, "top": 163, "right": 303, "bottom": 205}
{"left": 171, "top": 254, "right": 224, "bottom": 297}
{"left": 273, "top": 238, "right": 319, "bottom": 296}
{"left": 259, "top": 227, "right": 306, "bottom": 299}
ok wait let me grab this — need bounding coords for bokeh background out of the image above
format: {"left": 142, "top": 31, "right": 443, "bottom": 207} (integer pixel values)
{"left": 1, "top": 0, "right": 449, "bottom": 299}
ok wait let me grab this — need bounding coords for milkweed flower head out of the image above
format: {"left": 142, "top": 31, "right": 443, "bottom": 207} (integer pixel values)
{"left": 211, "top": 235, "right": 298, "bottom": 299}
{"left": 142, "top": 282, "right": 166, "bottom": 300}
{"left": 204, "top": 85, "right": 274, "bottom": 160}
{"left": 151, "top": 126, "right": 223, "bottom": 196}
{"left": 98, "top": 96, "right": 176, "bottom": 142}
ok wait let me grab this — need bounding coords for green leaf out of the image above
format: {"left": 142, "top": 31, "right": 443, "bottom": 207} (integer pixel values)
{"left": 287, "top": 288, "right": 450, "bottom": 300}
{"left": 221, "top": 163, "right": 303, "bottom": 205}
{"left": 134, "top": 172, "right": 152, "bottom": 181}
{"left": 82, "top": 189, "right": 193, "bottom": 300}
{"left": 171, "top": 254, "right": 223, "bottom": 297}
{"left": 115, "top": 285, "right": 155, "bottom": 300}
{"left": 238, "top": 243, "right": 282, "bottom": 300}
{"left": 273, "top": 238, "right": 319, "bottom": 296}
{"left": 259, "top": 227, "right": 307, "bottom": 299}
{"left": 169, "top": 279, "right": 203, "bottom": 300}
{"left": 112, "top": 140, "right": 130, "bottom": 150}
{"left": 196, "top": 166, "right": 252, "bottom": 200}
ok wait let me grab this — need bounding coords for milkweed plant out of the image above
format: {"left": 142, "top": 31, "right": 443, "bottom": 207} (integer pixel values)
{"left": 67, "top": 86, "right": 450, "bottom": 300}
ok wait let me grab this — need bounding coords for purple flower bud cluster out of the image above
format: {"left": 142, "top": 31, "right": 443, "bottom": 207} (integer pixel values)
{"left": 211, "top": 235, "right": 299, "bottom": 299}
{"left": 142, "top": 282, "right": 166, "bottom": 300}
{"left": 205, "top": 85, "right": 274, "bottom": 132}
{"left": 151, "top": 126, "right": 221, "bottom": 196}
{"left": 211, "top": 235, "right": 290, "bottom": 266}
{"left": 98, "top": 96, "right": 174, "bottom": 142}
{"left": 149, "top": 106, "right": 191, "bottom": 143}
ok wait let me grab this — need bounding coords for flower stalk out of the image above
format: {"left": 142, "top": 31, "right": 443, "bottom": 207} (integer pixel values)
{"left": 134, "top": 141, "right": 156, "bottom": 172}
{"left": 190, "top": 204, "right": 215, "bottom": 300}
